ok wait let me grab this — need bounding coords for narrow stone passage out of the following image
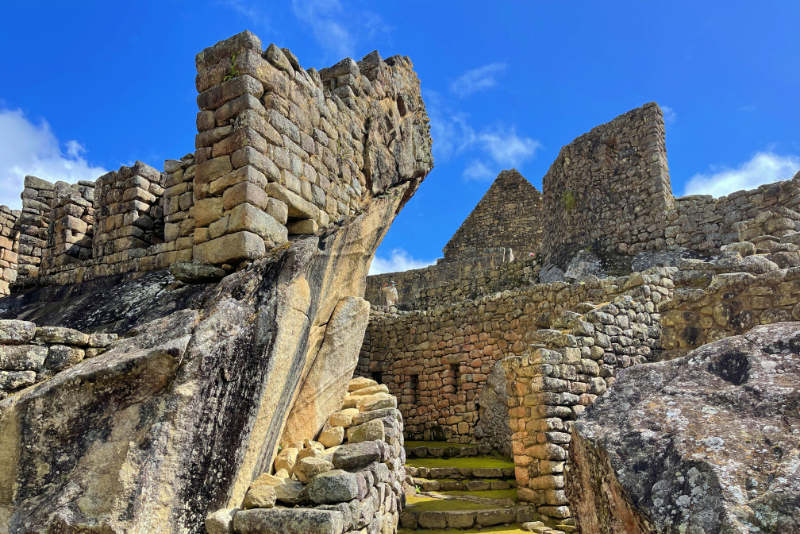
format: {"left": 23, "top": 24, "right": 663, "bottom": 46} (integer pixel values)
{"left": 399, "top": 443, "right": 574, "bottom": 533}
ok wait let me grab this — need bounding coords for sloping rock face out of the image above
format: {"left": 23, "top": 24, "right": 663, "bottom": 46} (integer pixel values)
{"left": 567, "top": 322, "right": 800, "bottom": 534}
{"left": 0, "top": 185, "right": 420, "bottom": 534}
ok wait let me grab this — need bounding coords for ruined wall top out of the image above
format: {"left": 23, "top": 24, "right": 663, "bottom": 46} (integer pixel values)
{"left": 442, "top": 169, "right": 543, "bottom": 262}
{"left": 541, "top": 102, "right": 673, "bottom": 266}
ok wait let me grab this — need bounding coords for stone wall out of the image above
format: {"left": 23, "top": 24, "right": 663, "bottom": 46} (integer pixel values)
{"left": 365, "top": 253, "right": 532, "bottom": 308}
{"left": 661, "top": 234, "right": 800, "bottom": 359}
{"left": 0, "top": 208, "right": 18, "bottom": 296}
{"left": 358, "top": 271, "right": 662, "bottom": 450}
{"left": 501, "top": 269, "right": 672, "bottom": 522}
{"left": 15, "top": 176, "right": 56, "bottom": 284}
{"left": 0, "top": 319, "right": 116, "bottom": 398}
{"left": 93, "top": 162, "right": 165, "bottom": 267}
{"left": 540, "top": 103, "right": 673, "bottom": 266}
{"left": 666, "top": 174, "right": 800, "bottom": 254}
{"left": 40, "top": 181, "right": 95, "bottom": 274}
{"left": 163, "top": 154, "right": 198, "bottom": 266}
{"left": 0, "top": 30, "right": 430, "bottom": 291}
{"left": 442, "top": 169, "right": 543, "bottom": 262}
{"left": 191, "top": 31, "right": 430, "bottom": 267}
{"left": 208, "top": 377, "right": 406, "bottom": 534}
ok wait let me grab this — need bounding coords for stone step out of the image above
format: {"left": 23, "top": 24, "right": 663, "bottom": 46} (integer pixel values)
{"left": 413, "top": 476, "right": 516, "bottom": 492}
{"left": 399, "top": 494, "right": 536, "bottom": 530}
{"left": 398, "top": 524, "right": 531, "bottom": 534}
{"left": 521, "top": 520, "right": 568, "bottom": 533}
{"left": 405, "top": 440, "right": 495, "bottom": 458}
{"left": 405, "top": 457, "right": 515, "bottom": 480}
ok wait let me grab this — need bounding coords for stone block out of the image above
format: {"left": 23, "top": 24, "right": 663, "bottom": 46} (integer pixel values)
{"left": 233, "top": 508, "right": 344, "bottom": 534}
{"left": 306, "top": 469, "right": 360, "bottom": 504}
{"left": 205, "top": 508, "right": 235, "bottom": 534}
{"left": 193, "top": 197, "right": 224, "bottom": 227}
{"left": 332, "top": 441, "right": 381, "bottom": 470}
{"left": 35, "top": 326, "right": 90, "bottom": 346}
{"left": 0, "top": 370, "right": 36, "bottom": 391}
{"left": 287, "top": 219, "right": 318, "bottom": 235}
{"left": 293, "top": 456, "right": 333, "bottom": 483}
{"left": 346, "top": 418, "right": 385, "bottom": 443}
{"left": 223, "top": 182, "right": 269, "bottom": 211}
{"left": 0, "top": 344, "right": 48, "bottom": 371}
{"left": 317, "top": 425, "right": 345, "bottom": 448}
{"left": 242, "top": 484, "right": 276, "bottom": 510}
{"left": 195, "top": 156, "right": 232, "bottom": 186}
{"left": 45, "top": 345, "right": 85, "bottom": 371}
{"left": 192, "top": 231, "right": 266, "bottom": 265}
{"left": 0, "top": 320, "right": 36, "bottom": 344}
{"left": 225, "top": 203, "right": 287, "bottom": 246}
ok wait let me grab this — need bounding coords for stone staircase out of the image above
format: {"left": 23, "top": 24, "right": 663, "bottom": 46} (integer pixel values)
{"left": 399, "top": 442, "right": 574, "bottom": 534}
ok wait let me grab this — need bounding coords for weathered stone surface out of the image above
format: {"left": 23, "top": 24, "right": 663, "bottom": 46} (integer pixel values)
{"left": 233, "top": 508, "right": 344, "bottom": 534}
{"left": 34, "top": 326, "right": 90, "bottom": 346}
{"left": 205, "top": 508, "right": 236, "bottom": 534}
{"left": 568, "top": 322, "right": 800, "bottom": 534}
{"left": 317, "top": 425, "right": 345, "bottom": 448}
{"left": 346, "top": 418, "right": 385, "bottom": 443}
{"left": 0, "top": 321, "right": 35, "bottom": 345}
{"left": 280, "top": 297, "right": 370, "bottom": 446}
{"left": 44, "top": 344, "right": 85, "bottom": 371}
{"left": 0, "top": 371, "right": 36, "bottom": 391}
{"left": 242, "top": 484, "right": 276, "bottom": 510}
{"left": 294, "top": 457, "right": 333, "bottom": 483}
{"left": 169, "top": 262, "right": 227, "bottom": 283}
{"left": 273, "top": 479, "right": 306, "bottom": 505}
{"left": 331, "top": 441, "right": 381, "bottom": 470}
{"left": 0, "top": 345, "right": 47, "bottom": 371}
{"left": 306, "top": 469, "right": 359, "bottom": 504}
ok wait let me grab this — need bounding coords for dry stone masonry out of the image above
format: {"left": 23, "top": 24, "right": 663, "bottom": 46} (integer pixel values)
{"left": 207, "top": 377, "right": 406, "bottom": 534}
{"left": 443, "top": 169, "right": 543, "bottom": 262}
{"left": 0, "top": 29, "right": 431, "bottom": 290}
{"left": 0, "top": 319, "right": 116, "bottom": 398}
{"left": 359, "top": 102, "right": 800, "bottom": 529}
{"left": 540, "top": 103, "right": 673, "bottom": 266}
{"left": 0, "top": 208, "right": 18, "bottom": 296}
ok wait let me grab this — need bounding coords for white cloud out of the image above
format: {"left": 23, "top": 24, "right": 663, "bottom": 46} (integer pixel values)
{"left": 0, "top": 108, "right": 107, "bottom": 209}
{"left": 477, "top": 129, "right": 541, "bottom": 168}
{"left": 463, "top": 160, "right": 495, "bottom": 181}
{"left": 450, "top": 63, "right": 507, "bottom": 98}
{"left": 684, "top": 152, "right": 800, "bottom": 197}
{"left": 370, "top": 248, "right": 435, "bottom": 275}
{"left": 220, "top": 0, "right": 272, "bottom": 29}
{"left": 426, "top": 89, "right": 540, "bottom": 180}
{"left": 662, "top": 105, "right": 677, "bottom": 124}
{"left": 290, "top": 0, "right": 389, "bottom": 60}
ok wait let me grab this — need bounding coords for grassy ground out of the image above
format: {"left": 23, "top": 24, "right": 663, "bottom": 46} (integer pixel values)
{"left": 429, "top": 489, "right": 518, "bottom": 501}
{"left": 406, "top": 493, "right": 508, "bottom": 512}
{"left": 405, "top": 441, "right": 474, "bottom": 449}
{"left": 406, "top": 456, "right": 515, "bottom": 469}
{"left": 398, "top": 525, "right": 528, "bottom": 534}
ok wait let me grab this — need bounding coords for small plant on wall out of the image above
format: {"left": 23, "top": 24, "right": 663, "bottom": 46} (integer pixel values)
{"left": 563, "top": 189, "right": 576, "bottom": 212}
{"left": 223, "top": 53, "right": 240, "bottom": 81}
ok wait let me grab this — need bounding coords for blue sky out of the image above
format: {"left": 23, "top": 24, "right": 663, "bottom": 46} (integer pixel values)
{"left": 1, "top": 1, "right": 798, "bottom": 273}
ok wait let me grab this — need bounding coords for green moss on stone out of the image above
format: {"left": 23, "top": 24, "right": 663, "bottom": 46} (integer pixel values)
{"left": 434, "top": 489, "right": 518, "bottom": 501}
{"left": 399, "top": 525, "right": 528, "bottom": 534}
{"left": 405, "top": 441, "right": 473, "bottom": 449}
{"left": 406, "top": 456, "right": 514, "bottom": 469}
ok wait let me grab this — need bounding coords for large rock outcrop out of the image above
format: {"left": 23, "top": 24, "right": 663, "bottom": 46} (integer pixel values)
{"left": 567, "top": 322, "right": 800, "bottom": 533}
{"left": 0, "top": 33, "right": 432, "bottom": 534}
